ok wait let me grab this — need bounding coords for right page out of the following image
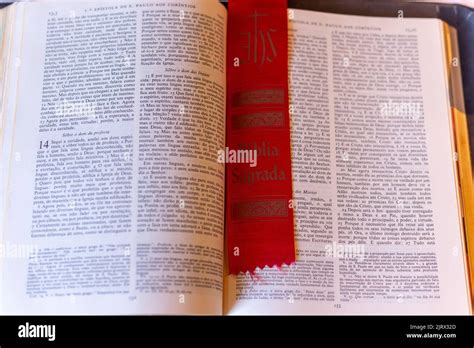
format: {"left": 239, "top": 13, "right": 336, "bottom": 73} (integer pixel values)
{"left": 224, "top": 9, "right": 471, "bottom": 315}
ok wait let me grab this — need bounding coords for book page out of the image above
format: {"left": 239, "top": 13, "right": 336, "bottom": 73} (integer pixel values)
{"left": 1, "top": 3, "right": 20, "bottom": 211}
{"left": 224, "top": 10, "right": 471, "bottom": 315}
{"left": 1, "top": 0, "right": 227, "bottom": 314}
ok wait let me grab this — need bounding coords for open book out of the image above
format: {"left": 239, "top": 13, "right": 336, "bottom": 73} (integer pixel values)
{"left": 0, "top": 0, "right": 473, "bottom": 315}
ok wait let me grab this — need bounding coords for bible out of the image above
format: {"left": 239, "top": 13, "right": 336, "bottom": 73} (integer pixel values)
{"left": 0, "top": 0, "right": 473, "bottom": 314}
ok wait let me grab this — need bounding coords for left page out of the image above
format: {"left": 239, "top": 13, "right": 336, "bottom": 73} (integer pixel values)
{"left": 1, "top": 0, "right": 227, "bottom": 314}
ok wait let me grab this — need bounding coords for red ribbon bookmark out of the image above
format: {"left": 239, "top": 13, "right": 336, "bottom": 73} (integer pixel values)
{"left": 226, "top": 0, "right": 295, "bottom": 274}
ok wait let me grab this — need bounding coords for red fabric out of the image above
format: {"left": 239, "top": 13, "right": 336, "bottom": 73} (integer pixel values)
{"left": 226, "top": 0, "right": 295, "bottom": 274}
